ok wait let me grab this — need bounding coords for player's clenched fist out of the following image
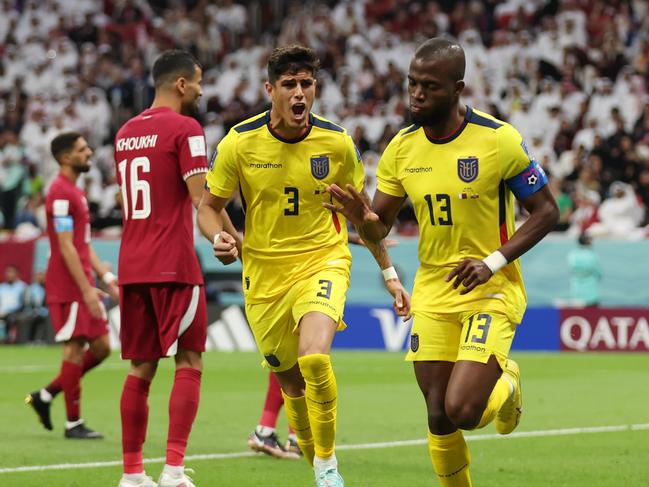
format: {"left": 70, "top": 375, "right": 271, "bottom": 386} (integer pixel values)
{"left": 213, "top": 231, "right": 238, "bottom": 264}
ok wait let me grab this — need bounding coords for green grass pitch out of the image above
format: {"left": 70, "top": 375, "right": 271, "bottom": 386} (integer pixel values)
{"left": 1, "top": 348, "right": 647, "bottom": 486}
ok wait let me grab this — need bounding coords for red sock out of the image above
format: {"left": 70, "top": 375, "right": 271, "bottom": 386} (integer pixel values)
{"left": 166, "top": 368, "right": 202, "bottom": 466}
{"left": 121, "top": 375, "right": 151, "bottom": 474}
{"left": 46, "top": 350, "right": 101, "bottom": 397}
{"left": 259, "top": 372, "right": 284, "bottom": 428}
{"left": 60, "top": 360, "right": 83, "bottom": 421}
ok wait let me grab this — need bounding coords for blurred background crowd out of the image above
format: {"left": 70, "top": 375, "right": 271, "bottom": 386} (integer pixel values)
{"left": 1, "top": 0, "right": 649, "bottom": 239}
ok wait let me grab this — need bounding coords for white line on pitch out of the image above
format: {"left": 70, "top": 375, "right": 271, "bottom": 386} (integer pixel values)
{"left": 1, "top": 423, "right": 648, "bottom": 474}
{"left": 0, "top": 363, "right": 126, "bottom": 373}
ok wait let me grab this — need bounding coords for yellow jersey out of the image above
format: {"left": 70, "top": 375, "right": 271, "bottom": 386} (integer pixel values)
{"left": 377, "top": 106, "right": 548, "bottom": 322}
{"left": 206, "top": 111, "right": 364, "bottom": 303}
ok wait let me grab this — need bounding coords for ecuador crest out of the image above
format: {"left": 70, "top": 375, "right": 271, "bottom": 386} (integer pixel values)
{"left": 311, "top": 155, "right": 329, "bottom": 179}
{"left": 458, "top": 157, "right": 479, "bottom": 183}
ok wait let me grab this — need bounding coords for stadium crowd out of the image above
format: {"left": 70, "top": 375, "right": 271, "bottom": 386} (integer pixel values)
{"left": 1, "top": 0, "right": 649, "bottom": 239}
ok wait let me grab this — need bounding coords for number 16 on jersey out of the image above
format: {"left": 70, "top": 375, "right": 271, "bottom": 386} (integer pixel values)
{"left": 118, "top": 157, "right": 152, "bottom": 220}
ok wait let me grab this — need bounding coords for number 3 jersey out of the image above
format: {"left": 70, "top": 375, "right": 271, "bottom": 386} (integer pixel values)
{"left": 114, "top": 106, "right": 208, "bottom": 285}
{"left": 205, "top": 111, "right": 364, "bottom": 304}
{"left": 377, "top": 106, "right": 548, "bottom": 323}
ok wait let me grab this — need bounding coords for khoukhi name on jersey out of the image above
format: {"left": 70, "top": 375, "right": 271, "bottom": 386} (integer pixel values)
{"left": 116, "top": 134, "right": 158, "bottom": 151}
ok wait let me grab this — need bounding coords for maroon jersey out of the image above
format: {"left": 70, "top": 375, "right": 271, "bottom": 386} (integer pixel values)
{"left": 115, "top": 107, "right": 207, "bottom": 285}
{"left": 45, "top": 173, "right": 93, "bottom": 303}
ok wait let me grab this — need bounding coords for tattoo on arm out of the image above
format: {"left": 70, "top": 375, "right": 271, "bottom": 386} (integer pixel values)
{"left": 362, "top": 236, "right": 391, "bottom": 270}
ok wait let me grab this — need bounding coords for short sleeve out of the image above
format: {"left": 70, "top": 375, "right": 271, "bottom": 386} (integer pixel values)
{"left": 205, "top": 129, "right": 240, "bottom": 199}
{"left": 343, "top": 135, "right": 365, "bottom": 192}
{"left": 51, "top": 191, "right": 74, "bottom": 233}
{"left": 376, "top": 136, "right": 406, "bottom": 197}
{"left": 177, "top": 118, "right": 209, "bottom": 181}
{"left": 499, "top": 124, "right": 548, "bottom": 200}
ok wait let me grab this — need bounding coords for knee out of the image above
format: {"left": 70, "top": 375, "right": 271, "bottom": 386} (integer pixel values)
{"left": 63, "top": 339, "right": 85, "bottom": 363}
{"left": 95, "top": 345, "right": 111, "bottom": 362}
{"left": 422, "top": 393, "right": 453, "bottom": 434}
{"left": 130, "top": 360, "right": 158, "bottom": 381}
{"left": 175, "top": 349, "right": 202, "bottom": 371}
{"left": 275, "top": 363, "right": 306, "bottom": 397}
{"left": 281, "top": 380, "right": 305, "bottom": 397}
{"left": 426, "top": 407, "right": 451, "bottom": 434}
{"left": 445, "top": 398, "right": 483, "bottom": 430}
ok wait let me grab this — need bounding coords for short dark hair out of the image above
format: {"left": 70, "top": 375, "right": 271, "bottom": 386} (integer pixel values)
{"left": 152, "top": 50, "right": 200, "bottom": 88}
{"left": 50, "top": 131, "right": 82, "bottom": 161}
{"left": 414, "top": 37, "right": 466, "bottom": 82}
{"left": 267, "top": 45, "right": 319, "bottom": 83}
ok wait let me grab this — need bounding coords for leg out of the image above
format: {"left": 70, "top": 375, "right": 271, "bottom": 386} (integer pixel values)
{"left": 44, "top": 333, "right": 111, "bottom": 398}
{"left": 414, "top": 361, "right": 472, "bottom": 487}
{"left": 121, "top": 359, "right": 158, "bottom": 475}
{"left": 275, "top": 362, "right": 314, "bottom": 465}
{"left": 247, "top": 372, "right": 298, "bottom": 459}
{"left": 448, "top": 312, "right": 520, "bottom": 433}
{"left": 165, "top": 349, "right": 202, "bottom": 468}
{"left": 61, "top": 337, "right": 85, "bottom": 422}
{"left": 445, "top": 356, "right": 503, "bottom": 430}
{"left": 297, "top": 311, "right": 343, "bottom": 483}
{"left": 25, "top": 337, "right": 86, "bottom": 432}
{"left": 259, "top": 372, "right": 284, "bottom": 430}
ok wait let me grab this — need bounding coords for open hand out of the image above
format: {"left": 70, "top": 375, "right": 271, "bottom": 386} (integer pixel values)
{"left": 324, "top": 184, "right": 381, "bottom": 227}
{"left": 83, "top": 287, "right": 108, "bottom": 320}
{"left": 385, "top": 279, "right": 412, "bottom": 321}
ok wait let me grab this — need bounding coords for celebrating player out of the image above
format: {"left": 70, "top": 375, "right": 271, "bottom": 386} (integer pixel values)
{"left": 114, "top": 50, "right": 239, "bottom": 487}
{"left": 198, "top": 45, "right": 409, "bottom": 487}
{"left": 325, "top": 38, "right": 559, "bottom": 486}
{"left": 26, "top": 132, "right": 119, "bottom": 439}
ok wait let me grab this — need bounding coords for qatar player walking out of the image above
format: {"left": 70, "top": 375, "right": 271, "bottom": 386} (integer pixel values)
{"left": 26, "top": 132, "right": 119, "bottom": 440}
{"left": 114, "top": 50, "right": 236, "bottom": 487}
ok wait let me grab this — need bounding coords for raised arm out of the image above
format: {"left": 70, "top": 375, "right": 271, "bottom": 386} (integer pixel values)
{"left": 325, "top": 185, "right": 406, "bottom": 243}
{"left": 326, "top": 185, "right": 411, "bottom": 317}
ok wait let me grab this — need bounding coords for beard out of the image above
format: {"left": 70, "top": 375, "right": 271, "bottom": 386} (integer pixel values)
{"left": 182, "top": 97, "right": 200, "bottom": 118}
{"left": 72, "top": 161, "right": 91, "bottom": 173}
{"left": 409, "top": 98, "right": 455, "bottom": 126}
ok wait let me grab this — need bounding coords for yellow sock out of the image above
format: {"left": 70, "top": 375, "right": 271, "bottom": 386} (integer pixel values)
{"left": 282, "top": 392, "right": 315, "bottom": 466}
{"left": 428, "top": 430, "right": 472, "bottom": 487}
{"left": 476, "top": 376, "right": 511, "bottom": 429}
{"left": 298, "top": 353, "right": 337, "bottom": 460}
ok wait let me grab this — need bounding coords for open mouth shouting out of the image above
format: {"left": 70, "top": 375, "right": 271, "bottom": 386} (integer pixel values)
{"left": 291, "top": 102, "right": 307, "bottom": 122}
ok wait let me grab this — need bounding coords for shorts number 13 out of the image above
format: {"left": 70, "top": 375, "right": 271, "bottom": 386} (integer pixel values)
{"left": 465, "top": 313, "right": 491, "bottom": 344}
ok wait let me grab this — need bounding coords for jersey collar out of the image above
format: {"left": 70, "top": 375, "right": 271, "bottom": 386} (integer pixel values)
{"left": 266, "top": 110, "right": 313, "bottom": 144}
{"left": 423, "top": 105, "right": 472, "bottom": 145}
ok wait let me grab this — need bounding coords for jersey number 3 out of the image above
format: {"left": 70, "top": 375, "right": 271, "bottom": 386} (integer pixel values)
{"left": 118, "top": 157, "right": 151, "bottom": 220}
{"left": 284, "top": 187, "right": 299, "bottom": 216}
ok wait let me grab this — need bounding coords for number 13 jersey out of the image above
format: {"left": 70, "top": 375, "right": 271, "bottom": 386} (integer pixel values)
{"left": 206, "top": 111, "right": 364, "bottom": 303}
{"left": 114, "top": 106, "right": 207, "bottom": 285}
{"left": 377, "top": 106, "right": 548, "bottom": 322}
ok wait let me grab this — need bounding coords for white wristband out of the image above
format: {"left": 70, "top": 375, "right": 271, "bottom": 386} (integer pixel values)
{"left": 482, "top": 251, "right": 508, "bottom": 274}
{"left": 213, "top": 233, "right": 221, "bottom": 246}
{"left": 382, "top": 266, "right": 398, "bottom": 281}
{"left": 102, "top": 271, "right": 117, "bottom": 285}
